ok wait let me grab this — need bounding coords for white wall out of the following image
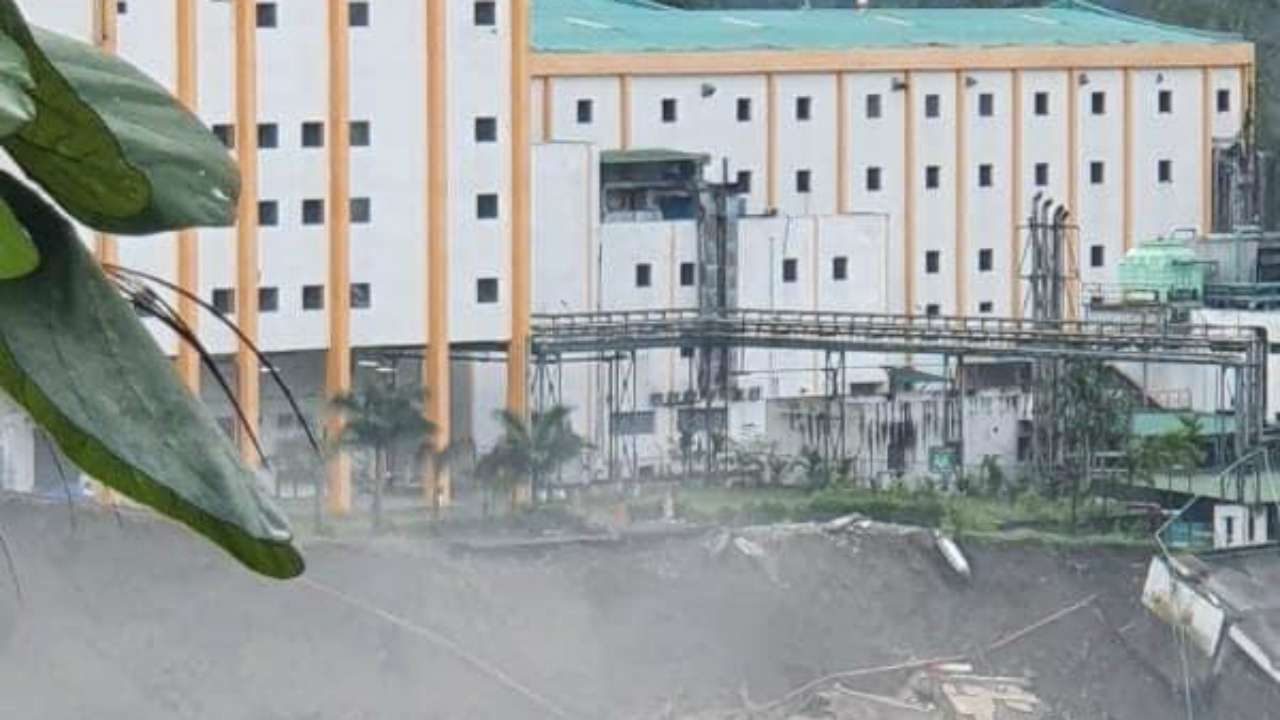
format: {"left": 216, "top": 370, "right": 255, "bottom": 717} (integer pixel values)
{"left": 776, "top": 74, "right": 838, "bottom": 217}
{"left": 448, "top": 0, "right": 511, "bottom": 344}
{"left": 1213, "top": 504, "right": 1270, "bottom": 549}
{"left": 911, "top": 71, "right": 958, "bottom": 316}
{"left": 547, "top": 76, "right": 621, "bottom": 150}
{"left": 737, "top": 214, "right": 889, "bottom": 399}
{"left": 847, "top": 72, "right": 908, "bottom": 315}
{"left": 1076, "top": 69, "right": 1126, "bottom": 292}
{"left": 628, "top": 75, "right": 769, "bottom": 213}
{"left": 1132, "top": 68, "right": 1204, "bottom": 244}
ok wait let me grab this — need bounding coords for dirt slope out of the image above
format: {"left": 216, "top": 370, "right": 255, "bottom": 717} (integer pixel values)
{"left": 0, "top": 495, "right": 1269, "bottom": 719}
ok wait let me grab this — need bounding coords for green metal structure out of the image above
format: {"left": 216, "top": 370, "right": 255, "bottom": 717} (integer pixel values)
{"left": 533, "top": 0, "right": 1240, "bottom": 55}
{"left": 1117, "top": 236, "right": 1207, "bottom": 303}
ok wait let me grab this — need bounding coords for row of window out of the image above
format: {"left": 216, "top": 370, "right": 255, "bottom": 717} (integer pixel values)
{"left": 635, "top": 245, "right": 1111, "bottom": 291}
{"left": 210, "top": 284, "right": 366, "bottom": 315}
{"left": 634, "top": 262, "right": 699, "bottom": 288}
{"left": 212, "top": 121, "right": 372, "bottom": 151}
{"left": 209, "top": 277, "right": 504, "bottom": 316}
{"left": 775, "top": 157, "right": 1176, "bottom": 196}
{"left": 922, "top": 303, "right": 996, "bottom": 317}
{"left": 257, "top": 197, "right": 371, "bottom": 226}
{"left": 249, "top": 2, "right": 370, "bottom": 28}
{"left": 624, "top": 86, "right": 1233, "bottom": 127}
{"left": 921, "top": 245, "right": 1106, "bottom": 277}
{"left": 251, "top": 1, "right": 498, "bottom": 29}
{"left": 255, "top": 193, "right": 501, "bottom": 225}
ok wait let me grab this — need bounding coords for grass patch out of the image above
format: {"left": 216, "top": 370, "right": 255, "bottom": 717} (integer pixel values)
{"left": 656, "top": 485, "right": 1148, "bottom": 547}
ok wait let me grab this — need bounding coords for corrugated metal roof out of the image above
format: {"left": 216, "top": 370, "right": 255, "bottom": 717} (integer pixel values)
{"left": 600, "top": 148, "right": 710, "bottom": 165}
{"left": 533, "top": 0, "right": 1241, "bottom": 54}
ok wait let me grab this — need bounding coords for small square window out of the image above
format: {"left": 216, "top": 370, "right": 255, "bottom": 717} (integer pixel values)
{"left": 635, "top": 263, "right": 652, "bottom": 288}
{"left": 350, "top": 197, "right": 371, "bottom": 224}
{"left": 475, "top": 116, "right": 497, "bottom": 142}
{"left": 680, "top": 347, "right": 695, "bottom": 359}
{"left": 978, "top": 164, "right": 993, "bottom": 188}
{"left": 925, "top": 165, "right": 940, "bottom": 190}
{"left": 257, "top": 122, "right": 278, "bottom": 149}
{"left": 978, "top": 248, "right": 993, "bottom": 272}
{"left": 258, "top": 287, "right": 279, "bottom": 313}
{"left": 925, "top": 304, "right": 941, "bottom": 318}
{"left": 301, "top": 121, "right": 324, "bottom": 148}
{"left": 258, "top": 200, "right": 278, "bottom": 226}
{"left": 925, "top": 93, "right": 941, "bottom": 119}
{"left": 736, "top": 171, "right": 752, "bottom": 193}
{"left": 576, "top": 99, "right": 593, "bottom": 124}
{"left": 782, "top": 258, "right": 798, "bottom": 283}
{"left": 1158, "top": 89, "right": 1173, "bottom": 114}
{"left": 1158, "top": 159, "right": 1173, "bottom": 184}
{"left": 979, "top": 301, "right": 994, "bottom": 314}
{"left": 477, "top": 278, "right": 499, "bottom": 304}
{"left": 978, "top": 93, "right": 994, "bottom": 117}
{"left": 1090, "top": 245, "right": 1105, "bottom": 268}
{"left": 661, "top": 98, "right": 677, "bottom": 123}
{"left": 302, "top": 285, "right": 325, "bottom": 311}
{"left": 736, "top": 97, "right": 752, "bottom": 122}
{"left": 117, "top": 1, "right": 127, "bottom": 14}
{"left": 211, "top": 288, "right": 235, "bottom": 315}
{"left": 212, "top": 123, "right": 235, "bottom": 149}
{"left": 833, "top": 256, "right": 848, "bottom": 281}
{"left": 348, "top": 1, "right": 369, "bottom": 27}
{"left": 680, "top": 262, "right": 695, "bottom": 287}
{"left": 474, "top": 1, "right": 496, "bottom": 26}
{"left": 301, "top": 198, "right": 324, "bottom": 225}
{"left": 1034, "top": 91, "right": 1050, "bottom": 116}
{"left": 796, "top": 96, "right": 812, "bottom": 121}
{"left": 796, "top": 169, "right": 812, "bottom": 194}
{"left": 866, "top": 166, "right": 883, "bottom": 192}
{"left": 477, "top": 193, "right": 499, "bottom": 219}
{"left": 1034, "top": 162, "right": 1049, "bottom": 187}
{"left": 925, "top": 251, "right": 940, "bottom": 274}
{"left": 866, "top": 93, "right": 882, "bottom": 119}
{"left": 1090, "top": 161, "right": 1105, "bottom": 185}
{"left": 256, "top": 2, "right": 277, "bottom": 28}
{"left": 1091, "top": 91, "right": 1106, "bottom": 115}
{"left": 1217, "top": 88, "right": 1231, "bottom": 113}
{"left": 350, "top": 283, "right": 372, "bottom": 310}
{"left": 350, "top": 120, "right": 371, "bottom": 146}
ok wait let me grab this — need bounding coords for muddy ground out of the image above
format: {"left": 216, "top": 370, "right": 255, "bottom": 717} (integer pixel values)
{"left": 0, "top": 494, "right": 1272, "bottom": 719}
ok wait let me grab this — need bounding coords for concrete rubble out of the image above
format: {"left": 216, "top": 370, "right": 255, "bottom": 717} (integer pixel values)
{"left": 672, "top": 665, "right": 1045, "bottom": 720}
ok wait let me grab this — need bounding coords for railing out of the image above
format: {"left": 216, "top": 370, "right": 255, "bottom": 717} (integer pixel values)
{"left": 531, "top": 307, "right": 1263, "bottom": 359}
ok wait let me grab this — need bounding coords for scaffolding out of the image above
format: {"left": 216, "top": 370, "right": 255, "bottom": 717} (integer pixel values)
{"left": 529, "top": 307, "right": 1268, "bottom": 483}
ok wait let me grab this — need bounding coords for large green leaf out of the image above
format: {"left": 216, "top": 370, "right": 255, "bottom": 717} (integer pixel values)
{"left": 0, "top": 195, "right": 36, "bottom": 279}
{"left": 0, "top": 172, "right": 301, "bottom": 579}
{"left": 0, "top": 0, "right": 237, "bottom": 234}
{"left": 0, "top": 30, "right": 34, "bottom": 137}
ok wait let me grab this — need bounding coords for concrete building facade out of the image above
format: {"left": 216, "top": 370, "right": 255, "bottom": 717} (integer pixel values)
{"left": 3, "top": 0, "right": 1257, "bottom": 492}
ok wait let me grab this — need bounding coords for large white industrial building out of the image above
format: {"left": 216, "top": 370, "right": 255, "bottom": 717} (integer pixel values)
{"left": 0, "top": 0, "right": 1260, "bottom": 501}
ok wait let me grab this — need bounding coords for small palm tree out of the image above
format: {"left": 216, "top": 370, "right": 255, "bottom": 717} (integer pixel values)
{"left": 476, "top": 405, "right": 588, "bottom": 513}
{"left": 331, "top": 383, "right": 437, "bottom": 532}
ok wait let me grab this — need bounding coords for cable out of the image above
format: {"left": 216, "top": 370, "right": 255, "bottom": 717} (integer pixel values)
{"left": 299, "top": 577, "right": 581, "bottom": 720}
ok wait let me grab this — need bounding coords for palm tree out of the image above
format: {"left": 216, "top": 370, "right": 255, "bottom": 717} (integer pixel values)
{"left": 476, "top": 405, "right": 588, "bottom": 513}
{"left": 331, "top": 383, "right": 437, "bottom": 532}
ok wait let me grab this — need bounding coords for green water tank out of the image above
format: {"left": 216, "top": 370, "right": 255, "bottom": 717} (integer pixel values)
{"left": 1117, "top": 236, "right": 1205, "bottom": 303}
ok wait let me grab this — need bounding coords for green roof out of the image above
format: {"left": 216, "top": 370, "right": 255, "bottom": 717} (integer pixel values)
{"left": 1159, "top": 474, "right": 1280, "bottom": 503}
{"left": 533, "top": 0, "right": 1241, "bottom": 54}
{"left": 601, "top": 148, "right": 710, "bottom": 165}
{"left": 1131, "top": 411, "right": 1235, "bottom": 438}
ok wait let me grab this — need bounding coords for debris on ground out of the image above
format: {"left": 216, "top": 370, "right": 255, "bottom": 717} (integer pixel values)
{"left": 670, "top": 665, "right": 1044, "bottom": 719}
{"left": 932, "top": 530, "right": 972, "bottom": 582}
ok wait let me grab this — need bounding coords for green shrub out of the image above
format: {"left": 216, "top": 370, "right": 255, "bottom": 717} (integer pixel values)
{"left": 802, "top": 489, "right": 945, "bottom": 528}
